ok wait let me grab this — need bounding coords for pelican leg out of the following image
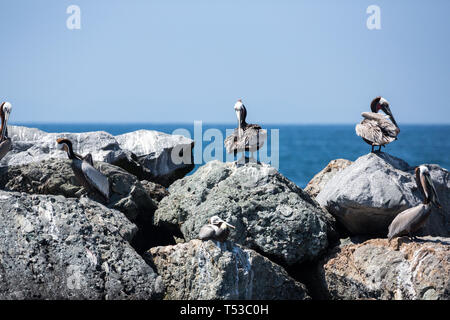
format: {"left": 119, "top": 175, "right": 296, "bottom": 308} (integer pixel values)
{"left": 236, "top": 153, "right": 246, "bottom": 165}
{"left": 371, "top": 145, "right": 375, "bottom": 153}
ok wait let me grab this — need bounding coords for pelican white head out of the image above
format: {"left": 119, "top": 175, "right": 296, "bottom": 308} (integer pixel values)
{"left": 419, "top": 165, "right": 429, "bottom": 175}
{"left": 1, "top": 102, "right": 12, "bottom": 138}
{"left": 209, "top": 215, "right": 235, "bottom": 229}
{"left": 2, "top": 102, "right": 12, "bottom": 114}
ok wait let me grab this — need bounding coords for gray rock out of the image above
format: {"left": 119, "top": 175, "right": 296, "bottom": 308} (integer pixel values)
{"left": 154, "top": 160, "right": 337, "bottom": 266}
{"left": 0, "top": 190, "right": 164, "bottom": 299}
{"left": 1, "top": 125, "right": 194, "bottom": 186}
{"left": 116, "top": 130, "right": 195, "bottom": 187}
{"left": 313, "top": 237, "right": 450, "bottom": 300}
{"left": 0, "top": 158, "right": 174, "bottom": 253}
{"left": 316, "top": 152, "right": 450, "bottom": 236}
{"left": 140, "top": 180, "right": 169, "bottom": 204}
{"left": 305, "top": 159, "right": 353, "bottom": 198}
{"left": 0, "top": 158, "right": 156, "bottom": 224}
{"left": 146, "top": 239, "right": 310, "bottom": 300}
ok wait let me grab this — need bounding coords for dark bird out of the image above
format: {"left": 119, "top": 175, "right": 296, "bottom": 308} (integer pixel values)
{"left": 356, "top": 97, "right": 400, "bottom": 153}
{"left": 224, "top": 99, "right": 267, "bottom": 162}
{"left": 56, "top": 138, "right": 110, "bottom": 201}
{"left": 199, "top": 216, "right": 235, "bottom": 242}
{"left": 388, "top": 165, "right": 441, "bottom": 240}
{"left": 0, "top": 102, "right": 12, "bottom": 161}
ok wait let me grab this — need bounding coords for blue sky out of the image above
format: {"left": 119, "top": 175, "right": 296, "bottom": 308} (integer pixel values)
{"left": 1, "top": 0, "right": 449, "bottom": 124}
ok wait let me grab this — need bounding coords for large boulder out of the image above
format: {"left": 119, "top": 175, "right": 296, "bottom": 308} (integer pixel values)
{"left": 0, "top": 190, "right": 164, "bottom": 299}
{"left": 146, "top": 239, "right": 310, "bottom": 300}
{"left": 0, "top": 158, "right": 175, "bottom": 253}
{"left": 305, "top": 159, "right": 353, "bottom": 198}
{"left": 316, "top": 152, "right": 450, "bottom": 236}
{"left": 0, "top": 158, "right": 156, "bottom": 224}
{"left": 154, "top": 160, "right": 337, "bottom": 266}
{"left": 1, "top": 125, "right": 194, "bottom": 186}
{"left": 313, "top": 237, "right": 450, "bottom": 300}
{"left": 116, "top": 130, "right": 195, "bottom": 187}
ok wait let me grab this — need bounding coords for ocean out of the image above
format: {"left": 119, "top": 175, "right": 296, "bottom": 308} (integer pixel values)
{"left": 14, "top": 123, "right": 450, "bottom": 188}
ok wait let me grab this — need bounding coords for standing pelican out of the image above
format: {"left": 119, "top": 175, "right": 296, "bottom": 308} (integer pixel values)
{"left": 0, "top": 102, "right": 12, "bottom": 161}
{"left": 224, "top": 99, "right": 267, "bottom": 162}
{"left": 199, "top": 216, "right": 236, "bottom": 242}
{"left": 388, "top": 165, "right": 441, "bottom": 239}
{"left": 56, "top": 138, "right": 110, "bottom": 201}
{"left": 356, "top": 97, "right": 400, "bottom": 153}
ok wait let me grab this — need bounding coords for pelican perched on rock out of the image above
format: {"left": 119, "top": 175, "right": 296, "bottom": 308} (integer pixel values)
{"left": 56, "top": 138, "right": 110, "bottom": 201}
{"left": 356, "top": 97, "right": 400, "bottom": 153}
{"left": 199, "top": 216, "right": 235, "bottom": 242}
{"left": 224, "top": 99, "right": 267, "bottom": 162}
{"left": 0, "top": 102, "right": 12, "bottom": 161}
{"left": 388, "top": 165, "right": 441, "bottom": 240}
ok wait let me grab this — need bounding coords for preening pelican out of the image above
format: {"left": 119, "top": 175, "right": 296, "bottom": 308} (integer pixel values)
{"left": 0, "top": 102, "right": 12, "bottom": 161}
{"left": 57, "top": 138, "right": 110, "bottom": 201}
{"left": 224, "top": 99, "right": 267, "bottom": 162}
{"left": 355, "top": 97, "right": 400, "bottom": 153}
{"left": 199, "top": 216, "right": 235, "bottom": 242}
{"left": 388, "top": 165, "right": 441, "bottom": 239}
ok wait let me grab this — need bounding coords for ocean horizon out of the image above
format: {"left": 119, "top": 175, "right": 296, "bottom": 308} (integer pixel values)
{"left": 10, "top": 122, "right": 450, "bottom": 188}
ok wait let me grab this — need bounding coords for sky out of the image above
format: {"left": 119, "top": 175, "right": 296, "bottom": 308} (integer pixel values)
{"left": 1, "top": 0, "right": 449, "bottom": 124}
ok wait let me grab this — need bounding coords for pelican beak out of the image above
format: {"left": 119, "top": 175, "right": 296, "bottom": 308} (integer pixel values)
{"left": 1, "top": 111, "right": 9, "bottom": 138}
{"left": 425, "top": 173, "right": 442, "bottom": 208}
{"left": 382, "top": 104, "right": 399, "bottom": 127}
{"left": 224, "top": 221, "right": 235, "bottom": 229}
{"left": 236, "top": 110, "right": 242, "bottom": 138}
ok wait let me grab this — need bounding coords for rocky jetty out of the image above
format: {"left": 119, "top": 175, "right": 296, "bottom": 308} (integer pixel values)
{"left": 0, "top": 123, "right": 447, "bottom": 301}
{"left": 312, "top": 237, "right": 450, "bottom": 300}
{"left": 154, "top": 160, "right": 337, "bottom": 266}
{"left": 0, "top": 190, "right": 164, "bottom": 299}
{"left": 146, "top": 239, "right": 310, "bottom": 300}
{"left": 1, "top": 125, "right": 194, "bottom": 186}
{"left": 316, "top": 153, "right": 450, "bottom": 236}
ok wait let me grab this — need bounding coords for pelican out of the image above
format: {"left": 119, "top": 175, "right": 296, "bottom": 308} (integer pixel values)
{"left": 355, "top": 97, "right": 400, "bottom": 153}
{"left": 56, "top": 138, "right": 110, "bottom": 201}
{"left": 0, "top": 102, "right": 12, "bottom": 161}
{"left": 388, "top": 165, "right": 441, "bottom": 240}
{"left": 224, "top": 99, "right": 267, "bottom": 163}
{"left": 199, "top": 216, "right": 235, "bottom": 242}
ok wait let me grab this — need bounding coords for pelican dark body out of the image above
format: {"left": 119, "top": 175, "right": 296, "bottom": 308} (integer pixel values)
{"left": 198, "top": 216, "right": 235, "bottom": 242}
{"left": 0, "top": 102, "right": 12, "bottom": 161}
{"left": 388, "top": 166, "right": 442, "bottom": 239}
{"left": 356, "top": 97, "right": 400, "bottom": 153}
{"left": 224, "top": 99, "right": 267, "bottom": 159}
{"left": 56, "top": 138, "right": 110, "bottom": 202}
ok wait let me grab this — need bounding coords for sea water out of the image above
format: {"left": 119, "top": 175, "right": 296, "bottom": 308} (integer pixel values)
{"left": 14, "top": 123, "right": 450, "bottom": 188}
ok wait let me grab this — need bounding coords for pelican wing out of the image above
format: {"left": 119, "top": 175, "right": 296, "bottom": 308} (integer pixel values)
{"left": 224, "top": 125, "right": 267, "bottom": 154}
{"left": 387, "top": 204, "right": 430, "bottom": 239}
{"left": 83, "top": 153, "right": 94, "bottom": 166}
{"left": 356, "top": 112, "right": 399, "bottom": 145}
{"left": 0, "top": 138, "right": 11, "bottom": 161}
{"left": 81, "top": 160, "right": 110, "bottom": 200}
{"left": 199, "top": 225, "right": 216, "bottom": 240}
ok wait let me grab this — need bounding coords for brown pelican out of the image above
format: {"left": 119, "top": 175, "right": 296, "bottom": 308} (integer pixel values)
{"left": 224, "top": 99, "right": 267, "bottom": 162}
{"left": 199, "top": 216, "right": 235, "bottom": 242}
{"left": 0, "top": 102, "right": 12, "bottom": 161}
{"left": 388, "top": 165, "right": 441, "bottom": 239}
{"left": 56, "top": 138, "right": 110, "bottom": 201}
{"left": 355, "top": 97, "right": 400, "bottom": 152}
